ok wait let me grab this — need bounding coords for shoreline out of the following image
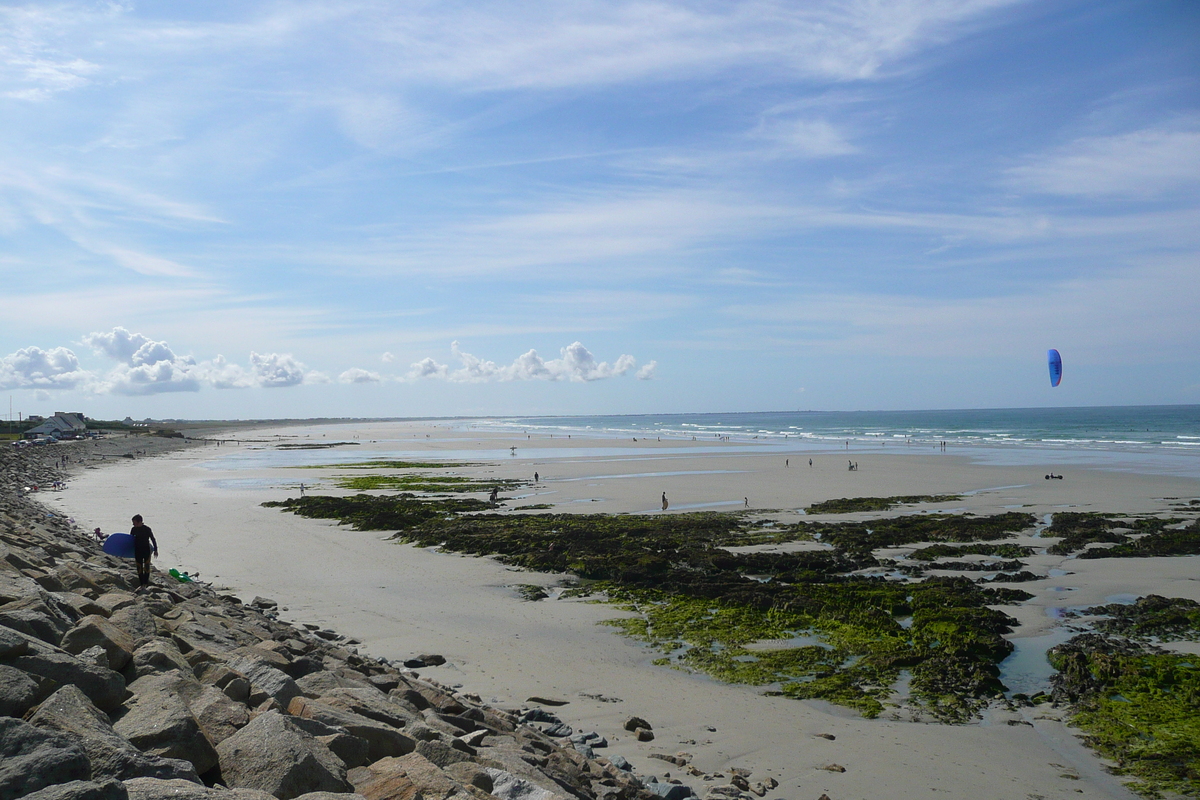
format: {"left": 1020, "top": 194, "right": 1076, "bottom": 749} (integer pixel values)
{"left": 44, "top": 420, "right": 1200, "bottom": 800}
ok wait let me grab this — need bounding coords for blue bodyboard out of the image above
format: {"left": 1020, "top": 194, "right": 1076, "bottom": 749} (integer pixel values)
{"left": 102, "top": 532, "right": 136, "bottom": 558}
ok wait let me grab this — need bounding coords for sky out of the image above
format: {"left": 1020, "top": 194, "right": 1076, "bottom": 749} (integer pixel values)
{"left": 1, "top": 0, "right": 1198, "bottom": 420}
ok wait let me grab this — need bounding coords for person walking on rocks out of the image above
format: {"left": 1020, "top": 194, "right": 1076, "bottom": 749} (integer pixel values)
{"left": 130, "top": 514, "right": 158, "bottom": 589}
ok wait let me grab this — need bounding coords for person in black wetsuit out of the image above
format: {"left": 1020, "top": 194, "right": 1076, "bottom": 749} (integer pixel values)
{"left": 130, "top": 514, "right": 158, "bottom": 588}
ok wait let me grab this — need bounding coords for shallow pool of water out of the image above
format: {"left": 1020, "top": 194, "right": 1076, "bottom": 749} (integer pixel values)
{"left": 1000, "top": 627, "right": 1078, "bottom": 695}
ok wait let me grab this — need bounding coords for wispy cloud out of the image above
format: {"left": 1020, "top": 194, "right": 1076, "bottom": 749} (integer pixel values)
{"left": 1007, "top": 124, "right": 1200, "bottom": 199}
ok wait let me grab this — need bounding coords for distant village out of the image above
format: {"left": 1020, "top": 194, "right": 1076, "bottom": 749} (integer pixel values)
{"left": 5, "top": 411, "right": 161, "bottom": 446}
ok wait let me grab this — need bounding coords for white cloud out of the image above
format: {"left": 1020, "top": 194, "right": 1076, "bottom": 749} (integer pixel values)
{"left": 408, "top": 341, "right": 643, "bottom": 383}
{"left": 636, "top": 361, "right": 657, "bottom": 380}
{"left": 83, "top": 327, "right": 153, "bottom": 363}
{"left": 103, "top": 359, "right": 201, "bottom": 396}
{"left": 249, "top": 351, "right": 309, "bottom": 388}
{"left": 0, "top": 345, "right": 92, "bottom": 390}
{"left": 381, "top": 352, "right": 395, "bottom": 363}
{"left": 339, "top": 367, "right": 381, "bottom": 384}
{"left": 195, "top": 355, "right": 255, "bottom": 389}
{"left": 750, "top": 117, "right": 857, "bottom": 157}
{"left": 1007, "top": 126, "right": 1200, "bottom": 199}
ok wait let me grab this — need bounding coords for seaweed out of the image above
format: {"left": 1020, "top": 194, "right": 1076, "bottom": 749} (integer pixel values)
{"left": 260, "top": 496, "right": 1036, "bottom": 722}
{"left": 1086, "top": 595, "right": 1200, "bottom": 642}
{"left": 908, "top": 543, "right": 1034, "bottom": 561}
{"left": 1042, "top": 512, "right": 1129, "bottom": 555}
{"left": 806, "top": 495, "right": 961, "bottom": 514}
{"left": 289, "top": 460, "right": 474, "bottom": 469}
{"left": 1050, "top": 633, "right": 1200, "bottom": 797}
{"left": 1077, "top": 519, "right": 1200, "bottom": 559}
{"left": 334, "top": 474, "right": 523, "bottom": 493}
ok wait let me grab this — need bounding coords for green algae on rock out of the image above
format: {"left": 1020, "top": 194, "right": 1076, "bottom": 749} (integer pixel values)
{"left": 805, "top": 495, "right": 961, "bottom": 514}
{"left": 1050, "top": 633, "right": 1200, "bottom": 798}
{"left": 266, "top": 494, "right": 1039, "bottom": 722}
{"left": 1086, "top": 595, "right": 1200, "bottom": 642}
{"left": 334, "top": 474, "right": 524, "bottom": 493}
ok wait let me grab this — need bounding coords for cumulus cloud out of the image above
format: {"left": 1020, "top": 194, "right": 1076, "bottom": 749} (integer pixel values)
{"left": 83, "top": 326, "right": 153, "bottom": 363}
{"left": 408, "top": 341, "right": 645, "bottom": 383}
{"left": 339, "top": 367, "right": 381, "bottom": 384}
{"left": 79, "top": 327, "right": 328, "bottom": 393}
{"left": 0, "top": 346, "right": 92, "bottom": 390}
{"left": 636, "top": 361, "right": 658, "bottom": 380}
{"left": 381, "top": 352, "right": 395, "bottom": 363}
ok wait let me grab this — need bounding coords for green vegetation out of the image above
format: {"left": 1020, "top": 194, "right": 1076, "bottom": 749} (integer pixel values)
{"left": 1078, "top": 519, "right": 1200, "bottom": 559}
{"left": 266, "top": 495, "right": 1033, "bottom": 721}
{"left": 806, "top": 495, "right": 961, "bottom": 514}
{"left": 1087, "top": 595, "right": 1200, "bottom": 642}
{"left": 276, "top": 441, "right": 360, "bottom": 449}
{"left": 1050, "top": 633, "right": 1200, "bottom": 797}
{"left": 1042, "top": 513, "right": 1185, "bottom": 556}
{"left": 908, "top": 543, "right": 1034, "bottom": 561}
{"left": 290, "top": 460, "right": 474, "bottom": 469}
{"left": 334, "top": 474, "right": 522, "bottom": 493}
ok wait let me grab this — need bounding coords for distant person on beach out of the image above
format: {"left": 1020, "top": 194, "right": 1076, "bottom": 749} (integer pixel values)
{"left": 130, "top": 514, "right": 158, "bottom": 589}
{"left": 744, "top": 497, "right": 749, "bottom": 507}
{"left": 534, "top": 472, "right": 539, "bottom": 483}
{"left": 489, "top": 487, "right": 499, "bottom": 503}
{"left": 809, "top": 458, "right": 812, "bottom": 467}
{"left": 662, "top": 492, "right": 669, "bottom": 511}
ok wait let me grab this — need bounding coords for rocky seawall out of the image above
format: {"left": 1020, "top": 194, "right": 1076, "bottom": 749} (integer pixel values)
{"left": 1, "top": 439, "right": 727, "bottom": 800}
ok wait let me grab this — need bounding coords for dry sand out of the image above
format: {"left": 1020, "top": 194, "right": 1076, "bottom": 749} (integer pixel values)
{"left": 46, "top": 420, "right": 1200, "bottom": 800}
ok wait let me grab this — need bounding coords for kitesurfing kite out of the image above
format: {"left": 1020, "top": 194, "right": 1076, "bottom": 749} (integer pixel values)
{"left": 1048, "top": 349, "right": 1063, "bottom": 387}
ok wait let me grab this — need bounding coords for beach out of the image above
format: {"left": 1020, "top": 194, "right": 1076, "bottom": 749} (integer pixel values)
{"left": 46, "top": 420, "right": 1200, "bottom": 800}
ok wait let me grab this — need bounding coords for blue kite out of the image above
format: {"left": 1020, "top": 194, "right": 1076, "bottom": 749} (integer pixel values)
{"left": 1048, "top": 349, "right": 1063, "bottom": 387}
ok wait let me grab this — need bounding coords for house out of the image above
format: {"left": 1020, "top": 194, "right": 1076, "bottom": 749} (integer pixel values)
{"left": 25, "top": 412, "right": 88, "bottom": 440}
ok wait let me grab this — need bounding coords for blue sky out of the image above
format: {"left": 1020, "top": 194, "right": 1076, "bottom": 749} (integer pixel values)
{"left": 2, "top": 0, "right": 1198, "bottom": 419}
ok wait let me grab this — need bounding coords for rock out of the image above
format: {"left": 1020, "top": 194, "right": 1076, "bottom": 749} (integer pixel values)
{"left": 288, "top": 696, "right": 416, "bottom": 763}
{"left": 525, "top": 696, "right": 568, "bottom": 706}
{"left": 814, "top": 733, "right": 835, "bottom": 741}
{"left": 316, "top": 733, "right": 371, "bottom": 770}
{"left": 93, "top": 592, "right": 138, "bottom": 616}
{"left": 608, "top": 756, "right": 632, "bottom": 772}
{"left": 819, "top": 764, "right": 845, "bottom": 773}
{"left": 483, "top": 768, "right": 557, "bottom": 800}
{"left": 19, "top": 779, "right": 129, "bottom": 800}
{"left": 417, "top": 654, "right": 446, "bottom": 666}
{"left": 108, "top": 607, "right": 158, "bottom": 648}
{"left": 61, "top": 615, "right": 136, "bottom": 671}
{"left": 129, "top": 640, "right": 192, "bottom": 679}
{"left": 29, "top": 684, "right": 201, "bottom": 783}
{"left": 644, "top": 781, "right": 694, "bottom": 800}
{"left": 351, "top": 753, "right": 458, "bottom": 800}
{"left": 216, "top": 712, "right": 353, "bottom": 800}
{"left": 415, "top": 739, "right": 473, "bottom": 769}
{"left": 0, "top": 603, "right": 71, "bottom": 646}
{"left": 293, "top": 795, "right": 367, "bottom": 800}
{"left": 0, "top": 662, "right": 41, "bottom": 716}
{"left": 189, "top": 684, "right": 250, "bottom": 745}
{"left": 319, "top": 687, "right": 418, "bottom": 729}
{"left": 0, "top": 625, "right": 31, "bottom": 658}
{"left": 443, "top": 763, "right": 493, "bottom": 794}
{"left": 296, "top": 671, "right": 374, "bottom": 697}
{"left": 0, "top": 716, "right": 91, "bottom": 799}
{"left": 636, "top": 729, "right": 654, "bottom": 742}
{"left": 120, "top": 778, "right": 277, "bottom": 800}
{"left": 7, "top": 649, "right": 127, "bottom": 711}
{"left": 250, "top": 597, "right": 278, "bottom": 610}
{"left": 113, "top": 672, "right": 218, "bottom": 775}
{"left": 227, "top": 656, "right": 302, "bottom": 709}
{"left": 623, "top": 716, "right": 651, "bottom": 732}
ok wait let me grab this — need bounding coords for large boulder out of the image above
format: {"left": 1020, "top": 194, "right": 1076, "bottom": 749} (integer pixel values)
{"left": 107, "top": 607, "right": 157, "bottom": 648}
{"left": 0, "top": 663, "right": 41, "bottom": 717}
{"left": 128, "top": 640, "right": 192, "bottom": 680}
{"left": 188, "top": 685, "right": 249, "bottom": 746}
{"left": 19, "top": 779, "right": 128, "bottom": 800}
{"left": 0, "top": 625, "right": 32, "bottom": 658}
{"left": 349, "top": 753, "right": 461, "bottom": 800}
{"left": 6, "top": 650, "right": 127, "bottom": 711}
{"left": 29, "top": 685, "right": 200, "bottom": 783}
{"left": 112, "top": 672, "right": 217, "bottom": 775}
{"left": 121, "top": 778, "right": 275, "bottom": 800}
{"left": 0, "top": 601, "right": 71, "bottom": 646}
{"left": 288, "top": 697, "right": 416, "bottom": 763}
{"left": 0, "top": 716, "right": 91, "bottom": 800}
{"left": 227, "top": 656, "right": 301, "bottom": 709}
{"left": 215, "top": 712, "right": 352, "bottom": 800}
{"left": 320, "top": 688, "right": 418, "bottom": 730}
{"left": 60, "top": 616, "right": 136, "bottom": 671}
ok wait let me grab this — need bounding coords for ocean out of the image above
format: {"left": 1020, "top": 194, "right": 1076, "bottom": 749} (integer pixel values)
{"left": 472, "top": 405, "right": 1200, "bottom": 477}
{"left": 202, "top": 406, "right": 1200, "bottom": 479}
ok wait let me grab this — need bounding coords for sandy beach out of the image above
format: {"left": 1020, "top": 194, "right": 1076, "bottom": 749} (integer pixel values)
{"left": 46, "top": 420, "right": 1200, "bottom": 800}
